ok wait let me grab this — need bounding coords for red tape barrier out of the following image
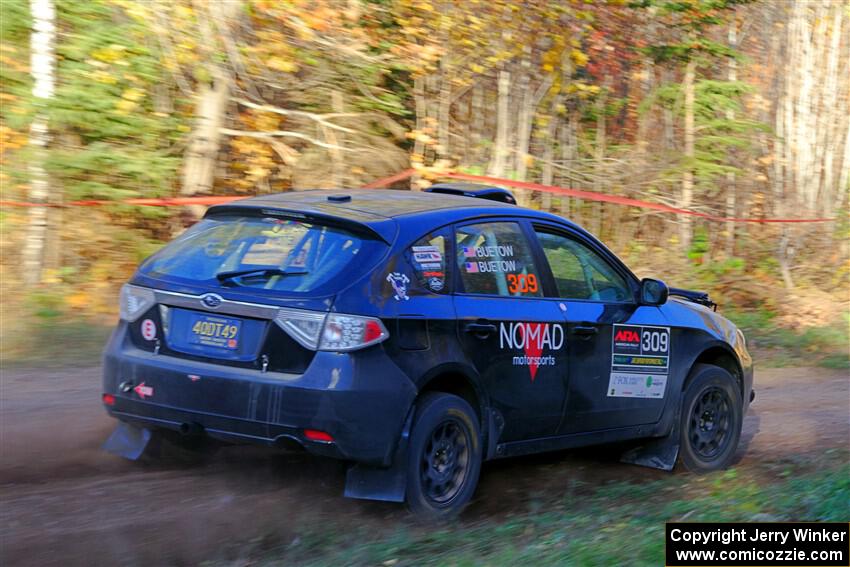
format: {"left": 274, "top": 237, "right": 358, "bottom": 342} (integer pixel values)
{"left": 1, "top": 169, "right": 838, "bottom": 223}
{"left": 366, "top": 169, "right": 837, "bottom": 224}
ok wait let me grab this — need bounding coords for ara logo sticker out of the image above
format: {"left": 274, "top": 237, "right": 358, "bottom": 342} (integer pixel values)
{"left": 140, "top": 319, "right": 157, "bottom": 341}
{"left": 499, "top": 322, "right": 564, "bottom": 381}
{"left": 386, "top": 272, "right": 410, "bottom": 301}
{"left": 614, "top": 329, "right": 640, "bottom": 343}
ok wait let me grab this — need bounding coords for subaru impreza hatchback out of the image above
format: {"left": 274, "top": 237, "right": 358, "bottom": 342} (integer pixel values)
{"left": 102, "top": 185, "right": 753, "bottom": 518}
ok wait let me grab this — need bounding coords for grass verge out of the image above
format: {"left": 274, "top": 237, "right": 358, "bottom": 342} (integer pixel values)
{"left": 213, "top": 450, "right": 849, "bottom": 567}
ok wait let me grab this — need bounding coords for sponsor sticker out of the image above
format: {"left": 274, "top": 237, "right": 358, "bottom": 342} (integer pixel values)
{"left": 412, "top": 246, "right": 442, "bottom": 264}
{"left": 428, "top": 277, "right": 444, "bottom": 292}
{"left": 607, "top": 372, "right": 667, "bottom": 398}
{"left": 386, "top": 272, "right": 410, "bottom": 301}
{"left": 499, "top": 321, "right": 564, "bottom": 381}
{"left": 610, "top": 324, "right": 670, "bottom": 398}
{"left": 611, "top": 324, "right": 670, "bottom": 372}
{"left": 133, "top": 382, "right": 154, "bottom": 400}
{"left": 141, "top": 318, "right": 157, "bottom": 341}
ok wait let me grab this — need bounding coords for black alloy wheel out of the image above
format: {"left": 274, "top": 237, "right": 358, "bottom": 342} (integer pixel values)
{"left": 421, "top": 418, "right": 470, "bottom": 504}
{"left": 406, "top": 393, "right": 482, "bottom": 520}
{"left": 679, "top": 364, "right": 743, "bottom": 472}
{"left": 689, "top": 386, "right": 732, "bottom": 460}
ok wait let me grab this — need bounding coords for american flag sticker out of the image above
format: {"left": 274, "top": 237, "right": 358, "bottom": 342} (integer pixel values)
{"left": 465, "top": 262, "right": 479, "bottom": 273}
{"left": 462, "top": 246, "right": 476, "bottom": 258}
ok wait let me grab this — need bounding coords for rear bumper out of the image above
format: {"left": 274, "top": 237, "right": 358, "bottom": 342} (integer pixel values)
{"left": 102, "top": 325, "right": 417, "bottom": 466}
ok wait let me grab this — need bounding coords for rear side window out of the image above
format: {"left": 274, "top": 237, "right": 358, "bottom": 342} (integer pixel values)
{"left": 141, "top": 215, "right": 385, "bottom": 295}
{"left": 455, "top": 221, "right": 542, "bottom": 297}
{"left": 406, "top": 228, "right": 449, "bottom": 294}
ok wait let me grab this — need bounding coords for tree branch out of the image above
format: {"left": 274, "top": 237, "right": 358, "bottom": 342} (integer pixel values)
{"left": 235, "top": 98, "right": 359, "bottom": 134}
{"left": 219, "top": 127, "right": 364, "bottom": 151}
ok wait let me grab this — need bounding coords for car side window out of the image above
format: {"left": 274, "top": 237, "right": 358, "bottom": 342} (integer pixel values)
{"left": 455, "top": 222, "right": 542, "bottom": 297}
{"left": 406, "top": 229, "right": 449, "bottom": 294}
{"left": 535, "top": 230, "right": 632, "bottom": 302}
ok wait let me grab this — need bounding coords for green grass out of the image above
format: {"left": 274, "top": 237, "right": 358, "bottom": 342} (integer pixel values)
{"left": 0, "top": 316, "right": 113, "bottom": 368}
{"left": 727, "top": 309, "right": 849, "bottom": 369}
{"left": 222, "top": 452, "right": 849, "bottom": 567}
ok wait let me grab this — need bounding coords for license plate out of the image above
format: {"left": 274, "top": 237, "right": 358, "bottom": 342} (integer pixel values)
{"left": 187, "top": 314, "right": 242, "bottom": 350}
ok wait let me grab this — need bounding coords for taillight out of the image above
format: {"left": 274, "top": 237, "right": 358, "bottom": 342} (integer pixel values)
{"left": 102, "top": 393, "right": 115, "bottom": 406}
{"left": 303, "top": 429, "right": 334, "bottom": 443}
{"left": 318, "top": 313, "right": 388, "bottom": 351}
{"left": 119, "top": 284, "right": 156, "bottom": 322}
{"left": 274, "top": 309, "right": 388, "bottom": 352}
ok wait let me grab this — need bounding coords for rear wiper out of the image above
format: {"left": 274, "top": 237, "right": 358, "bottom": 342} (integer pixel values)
{"left": 216, "top": 268, "right": 309, "bottom": 284}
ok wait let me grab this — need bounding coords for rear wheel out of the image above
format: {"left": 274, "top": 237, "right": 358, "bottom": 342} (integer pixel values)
{"left": 678, "top": 364, "right": 743, "bottom": 472}
{"left": 405, "top": 393, "right": 482, "bottom": 521}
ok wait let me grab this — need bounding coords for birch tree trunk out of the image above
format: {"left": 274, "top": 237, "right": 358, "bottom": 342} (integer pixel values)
{"left": 680, "top": 59, "right": 696, "bottom": 251}
{"left": 181, "top": 0, "right": 240, "bottom": 218}
{"left": 488, "top": 69, "right": 511, "bottom": 178}
{"left": 725, "top": 22, "right": 738, "bottom": 256}
{"left": 22, "top": 0, "right": 56, "bottom": 286}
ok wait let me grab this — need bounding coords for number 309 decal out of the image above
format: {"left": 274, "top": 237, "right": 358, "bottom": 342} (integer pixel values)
{"left": 641, "top": 330, "right": 668, "bottom": 353}
{"left": 507, "top": 273, "right": 538, "bottom": 294}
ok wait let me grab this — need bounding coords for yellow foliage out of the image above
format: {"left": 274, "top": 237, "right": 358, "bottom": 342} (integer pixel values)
{"left": 67, "top": 293, "right": 91, "bottom": 310}
{"left": 570, "top": 48, "right": 588, "bottom": 67}
{"left": 115, "top": 99, "right": 137, "bottom": 114}
{"left": 267, "top": 57, "right": 299, "bottom": 74}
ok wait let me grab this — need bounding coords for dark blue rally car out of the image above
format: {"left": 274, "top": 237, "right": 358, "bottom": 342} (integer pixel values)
{"left": 102, "top": 185, "right": 753, "bottom": 518}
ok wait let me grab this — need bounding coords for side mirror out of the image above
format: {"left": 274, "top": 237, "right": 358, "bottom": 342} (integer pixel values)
{"left": 640, "top": 278, "right": 669, "bottom": 306}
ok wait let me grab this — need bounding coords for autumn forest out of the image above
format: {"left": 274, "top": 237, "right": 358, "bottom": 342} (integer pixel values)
{"left": 0, "top": 0, "right": 848, "bottom": 363}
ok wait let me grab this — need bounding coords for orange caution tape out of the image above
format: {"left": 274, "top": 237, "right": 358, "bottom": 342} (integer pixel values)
{"left": 0, "top": 170, "right": 838, "bottom": 224}
{"left": 364, "top": 169, "right": 837, "bottom": 224}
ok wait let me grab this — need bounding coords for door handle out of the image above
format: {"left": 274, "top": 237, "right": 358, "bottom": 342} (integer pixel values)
{"left": 465, "top": 322, "right": 497, "bottom": 337}
{"left": 572, "top": 325, "right": 598, "bottom": 336}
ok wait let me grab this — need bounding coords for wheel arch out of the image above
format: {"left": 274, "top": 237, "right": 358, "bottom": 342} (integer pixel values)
{"left": 685, "top": 344, "right": 744, "bottom": 400}
{"left": 416, "top": 364, "right": 486, "bottom": 423}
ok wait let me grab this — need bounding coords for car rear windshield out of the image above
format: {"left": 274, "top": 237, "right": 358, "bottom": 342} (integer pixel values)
{"left": 140, "top": 215, "right": 385, "bottom": 295}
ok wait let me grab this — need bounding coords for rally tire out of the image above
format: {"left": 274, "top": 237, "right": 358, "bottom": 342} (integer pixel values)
{"left": 405, "top": 393, "right": 482, "bottom": 521}
{"left": 678, "top": 364, "right": 743, "bottom": 473}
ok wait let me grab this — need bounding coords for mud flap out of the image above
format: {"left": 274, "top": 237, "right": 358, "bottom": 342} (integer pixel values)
{"left": 344, "top": 411, "right": 413, "bottom": 502}
{"left": 619, "top": 412, "right": 681, "bottom": 472}
{"left": 102, "top": 421, "right": 153, "bottom": 460}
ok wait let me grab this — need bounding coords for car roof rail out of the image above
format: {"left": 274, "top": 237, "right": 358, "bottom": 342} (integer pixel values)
{"left": 425, "top": 182, "right": 517, "bottom": 205}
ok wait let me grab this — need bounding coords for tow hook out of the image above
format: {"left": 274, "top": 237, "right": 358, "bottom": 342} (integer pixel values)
{"left": 261, "top": 354, "right": 269, "bottom": 373}
{"left": 119, "top": 381, "right": 134, "bottom": 393}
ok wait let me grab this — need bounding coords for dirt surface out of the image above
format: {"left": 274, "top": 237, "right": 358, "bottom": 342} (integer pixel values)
{"left": 1, "top": 366, "right": 847, "bottom": 566}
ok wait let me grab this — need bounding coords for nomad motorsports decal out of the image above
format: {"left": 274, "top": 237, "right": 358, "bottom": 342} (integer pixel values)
{"left": 608, "top": 324, "right": 670, "bottom": 398}
{"left": 499, "top": 322, "right": 564, "bottom": 382}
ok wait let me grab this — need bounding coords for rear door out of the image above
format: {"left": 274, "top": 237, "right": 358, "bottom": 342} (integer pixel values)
{"left": 531, "top": 225, "right": 669, "bottom": 433}
{"left": 452, "top": 220, "right": 568, "bottom": 442}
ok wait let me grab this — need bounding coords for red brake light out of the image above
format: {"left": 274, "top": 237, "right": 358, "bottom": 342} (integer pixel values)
{"left": 102, "top": 393, "right": 116, "bottom": 406}
{"left": 303, "top": 429, "right": 334, "bottom": 442}
{"left": 363, "top": 320, "right": 384, "bottom": 343}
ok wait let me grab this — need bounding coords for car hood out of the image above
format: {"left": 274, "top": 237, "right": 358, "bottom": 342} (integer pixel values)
{"left": 664, "top": 296, "right": 740, "bottom": 343}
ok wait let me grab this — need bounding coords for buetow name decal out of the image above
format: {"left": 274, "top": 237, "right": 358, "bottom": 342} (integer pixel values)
{"left": 607, "top": 324, "right": 670, "bottom": 398}
{"left": 499, "top": 322, "right": 564, "bottom": 382}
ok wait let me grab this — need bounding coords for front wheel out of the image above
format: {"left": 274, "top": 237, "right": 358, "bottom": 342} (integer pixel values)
{"left": 678, "top": 364, "right": 743, "bottom": 472}
{"left": 405, "top": 393, "right": 482, "bottom": 521}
